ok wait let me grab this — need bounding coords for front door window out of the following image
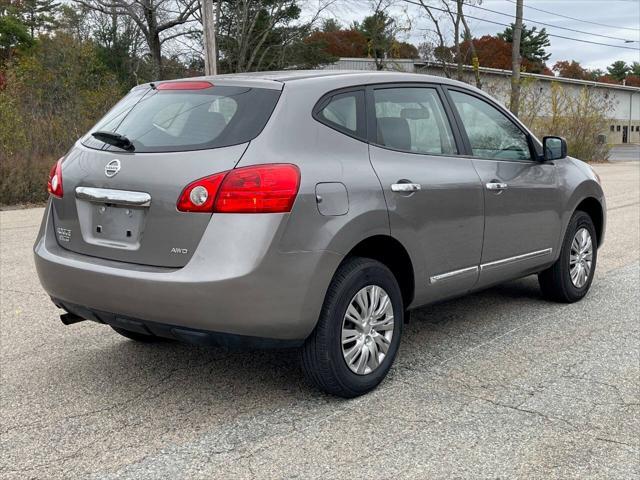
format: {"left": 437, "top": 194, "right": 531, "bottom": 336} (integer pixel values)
{"left": 449, "top": 90, "right": 532, "bottom": 161}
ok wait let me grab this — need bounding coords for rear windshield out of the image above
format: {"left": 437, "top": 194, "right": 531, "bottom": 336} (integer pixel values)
{"left": 82, "top": 84, "right": 281, "bottom": 153}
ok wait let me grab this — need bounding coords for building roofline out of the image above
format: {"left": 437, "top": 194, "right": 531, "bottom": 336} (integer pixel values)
{"left": 333, "top": 57, "right": 640, "bottom": 92}
{"left": 419, "top": 61, "right": 640, "bottom": 92}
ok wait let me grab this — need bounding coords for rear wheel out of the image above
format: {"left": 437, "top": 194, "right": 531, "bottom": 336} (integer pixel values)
{"left": 302, "top": 257, "right": 403, "bottom": 398}
{"left": 111, "top": 326, "right": 160, "bottom": 342}
{"left": 539, "top": 210, "right": 597, "bottom": 303}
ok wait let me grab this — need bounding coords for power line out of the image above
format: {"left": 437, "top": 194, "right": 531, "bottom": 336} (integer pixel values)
{"left": 451, "top": 0, "right": 638, "bottom": 43}
{"left": 401, "top": 0, "right": 640, "bottom": 51}
{"left": 504, "top": 0, "right": 640, "bottom": 33}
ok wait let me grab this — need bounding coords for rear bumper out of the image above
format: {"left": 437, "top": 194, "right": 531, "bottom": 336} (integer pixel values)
{"left": 55, "top": 300, "right": 303, "bottom": 348}
{"left": 34, "top": 203, "right": 343, "bottom": 341}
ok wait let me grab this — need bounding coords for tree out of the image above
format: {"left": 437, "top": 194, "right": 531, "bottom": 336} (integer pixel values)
{"left": 57, "top": 3, "right": 91, "bottom": 40}
{"left": 0, "top": 13, "right": 34, "bottom": 63}
{"left": 631, "top": 62, "right": 640, "bottom": 76}
{"left": 305, "top": 28, "right": 367, "bottom": 58}
{"left": 415, "top": 0, "right": 481, "bottom": 87}
{"left": 355, "top": 9, "right": 395, "bottom": 69}
{"left": 455, "top": 0, "right": 481, "bottom": 88}
{"left": 12, "top": 0, "right": 60, "bottom": 39}
{"left": 217, "top": 0, "right": 331, "bottom": 73}
{"left": 522, "top": 82, "right": 613, "bottom": 162}
{"left": 57, "top": 4, "right": 149, "bottom": 88}
{"left": 392, "top": 40, "right": 417, "bottom": 58}
{"left": 607, "top": 60, "right": 630, "bottom": 82}
{"left": 321, "top": 18, "right": 340, "bottom": 32}
{"left": 93, "top": 13, "right": 146, "bottom": 87}
{"left": 73, "top": 0, "right": 200, "bottom": 80}
{"left": 416, "top": 0, "right": 451, "bottom": 77}
{"left": 587, "top": 68, "right": 604, "bottom": 81}
{"left": 626, "top": 75, "right": 640, "bottom": 87}
{"left": 553, "top": 60, "right": 589, "bottom": 80}
{"left": 459, "top": 35, "right": 511, "bottom": 70}
{"left": 498, "top": 23, "right": 550, "bottom": 73}
{"left": 0, "top": 33, "right": 122, "bottom": 204}
{"left": 596, "top": 74, "right": 620, "bottom": 85}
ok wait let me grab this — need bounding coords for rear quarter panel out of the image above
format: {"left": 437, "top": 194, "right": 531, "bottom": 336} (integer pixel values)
{"left": 238, "top": 81, "right": 391, "bottom": 255}
{"left": 236, "top": 81, "right": 392, "bottom": 318}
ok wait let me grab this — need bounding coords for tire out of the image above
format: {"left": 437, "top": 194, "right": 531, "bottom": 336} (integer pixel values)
{"left": 111, "top": 326, "right": 160, "bottom": 342}
{"left": 538, "top": 210, "right": 597, "bottom": 303}
{"left": 302, "top": 257, "right": 404, "bottom": 398}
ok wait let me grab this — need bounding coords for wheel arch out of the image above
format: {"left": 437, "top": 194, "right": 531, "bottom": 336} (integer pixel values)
{"left": 343, "top": 234, "right": 415, "bottom": 309}
{"left": 574, "top": 196, "right": 605, "bottom": 247}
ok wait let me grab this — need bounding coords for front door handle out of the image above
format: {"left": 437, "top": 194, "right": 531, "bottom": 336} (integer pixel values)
{"left": 485, "top": 182, "right": 508, "bottom": 191}
{"left": 391, "top": 182, "right": 421, "bottom": 193}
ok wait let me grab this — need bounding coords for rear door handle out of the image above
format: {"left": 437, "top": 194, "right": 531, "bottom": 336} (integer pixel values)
{"left": 391, "top": 183, "right": 421, "bottom": 193}
{"left": 485, "top": 182, "right": 508, "bottom": 191}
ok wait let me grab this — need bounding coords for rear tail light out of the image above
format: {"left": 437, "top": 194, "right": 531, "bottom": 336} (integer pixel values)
{"left": 177, "top": 164, "right": 300, "bottom": 214}
{"left": 177, "top": 172, "right": 226, "bottom": 212}
{"left": 47, "top": 158, "right": 64, "bottom": 198}
{"left": 216, "top": 164, "right": 300, "bottom": 213}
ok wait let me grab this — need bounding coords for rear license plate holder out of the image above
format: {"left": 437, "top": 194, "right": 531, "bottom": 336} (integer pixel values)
{"left": 78, "top": 201, "right": 146, "bottom": 249}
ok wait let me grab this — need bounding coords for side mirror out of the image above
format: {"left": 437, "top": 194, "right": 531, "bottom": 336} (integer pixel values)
{"left": 543, "top": 136, "right": 567, "bottom": 161}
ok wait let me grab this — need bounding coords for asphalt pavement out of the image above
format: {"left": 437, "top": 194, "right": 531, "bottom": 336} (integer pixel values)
{"left": 610, "top": 144, "right": 640, "bottom": 162}
{"left": 1, "top": 162, "right": 638, "bottom": 479}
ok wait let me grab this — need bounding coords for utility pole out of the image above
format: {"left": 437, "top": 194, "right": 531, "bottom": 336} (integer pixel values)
{"left": 201, "top": 0, "right": 217, "bottom": 75}
{"left": 509, "top": 0, "right": 523, "bottom": 116}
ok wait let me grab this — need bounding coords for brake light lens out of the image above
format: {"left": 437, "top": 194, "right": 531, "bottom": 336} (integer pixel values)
{"left": 177, "top": 172, "right": 226, "bottom": 212}
{"left": 176, "top": 164, "right": 300, "bottom": 214}
{"left": 156, "top": 81, "right": 213, "bottom": 91}
{"left": 47, "top": 158, "right": 64, "bottom": 198}
{"left": 215, "top": 164, "right": 300, "bottom": 213}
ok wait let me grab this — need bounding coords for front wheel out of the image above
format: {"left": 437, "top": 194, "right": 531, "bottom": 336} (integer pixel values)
{"left": 539, "top": 210, "right": 597, "bottom": 303}
{"left": 301, "top": 257, "right": 403, "bottom": 398}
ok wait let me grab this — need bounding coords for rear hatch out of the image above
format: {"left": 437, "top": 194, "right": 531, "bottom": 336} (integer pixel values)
{"left": 51, "top": 80, "right": 281, "bottom": 267}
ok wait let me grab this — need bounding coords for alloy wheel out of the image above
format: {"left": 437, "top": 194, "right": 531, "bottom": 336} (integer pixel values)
{"left": 569, "top": 227, "right": 593, "bottom": 288}
{"left": 341, "top": 285, "right": 395, "bottom": 375}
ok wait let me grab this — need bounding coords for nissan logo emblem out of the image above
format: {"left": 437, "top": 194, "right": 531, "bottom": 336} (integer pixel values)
{"left": 105, "top": 159, "right": 121, "bottom": 178}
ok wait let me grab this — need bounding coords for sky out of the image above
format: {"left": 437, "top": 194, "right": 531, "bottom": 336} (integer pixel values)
{"left": 319, "top": 0, "right": 640, "bottom": 71}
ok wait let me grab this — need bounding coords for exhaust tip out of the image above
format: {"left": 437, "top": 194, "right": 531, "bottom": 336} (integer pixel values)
{"left": 60, "top": 312, "right": 86, "bottom": 326}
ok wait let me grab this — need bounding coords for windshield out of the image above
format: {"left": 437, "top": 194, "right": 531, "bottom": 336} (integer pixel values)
{"left": 82, "top": 84, "right": 281, "bottom": 153}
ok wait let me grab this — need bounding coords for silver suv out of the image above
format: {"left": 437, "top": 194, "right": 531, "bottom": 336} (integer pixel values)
{"left": 35, "top": 71, "right": 606, "bottom": 397}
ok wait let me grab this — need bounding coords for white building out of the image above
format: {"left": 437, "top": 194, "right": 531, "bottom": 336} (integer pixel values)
{"left": 322, "top": 58, "right": 640, "bottom": 145}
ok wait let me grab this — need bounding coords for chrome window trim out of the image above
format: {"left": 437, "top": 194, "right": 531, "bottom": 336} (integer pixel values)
{"left": 75, "top": 187, "right": 151, "bottom": 207}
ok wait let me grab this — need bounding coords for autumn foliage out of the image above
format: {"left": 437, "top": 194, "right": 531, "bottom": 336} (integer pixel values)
{"left": 305, "top": 29, "right": 368, "bottom": 58}
{"left": 552, "top": 60, "right": 640, "bottom": 85}
{"left": 457, "top": 36, "right": 551, "bottom": 74}
{"left": 305, "top": 29, "right": 418, "bottom": 59}
{"left": 552, "top": 60, "right": 591, "bottom": 80}
{"left": 625, "top": 75, "right": 640, "bottom": 87}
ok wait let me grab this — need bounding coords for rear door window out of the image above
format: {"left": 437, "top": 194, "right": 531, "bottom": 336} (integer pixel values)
{"left": 314, "top": 90, "right": 366, "bottom": 140}
{"left": 373, "top": 87, "right": 457, "bottom": 155}
{"left": 83, "top": 84, "right": 281, "bottom": 153}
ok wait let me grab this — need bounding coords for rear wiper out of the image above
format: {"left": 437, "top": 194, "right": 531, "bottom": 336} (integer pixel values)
{"left": 91, "top": 131, "right": 135, "bottom": 151}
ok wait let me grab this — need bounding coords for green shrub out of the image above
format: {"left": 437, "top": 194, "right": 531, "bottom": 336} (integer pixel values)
{"left": 0, "top": 33, "right": 122, "bottom": 206}
{"left": 519, "top": 80, "right": 612, "bottom": 162}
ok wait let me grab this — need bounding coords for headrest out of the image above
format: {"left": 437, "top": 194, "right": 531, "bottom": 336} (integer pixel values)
{"left": 401, "top": 108, "right": 430, "bottom": 120}
{"left": 377, "top": 117, "right": 411, "bottom": 151}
